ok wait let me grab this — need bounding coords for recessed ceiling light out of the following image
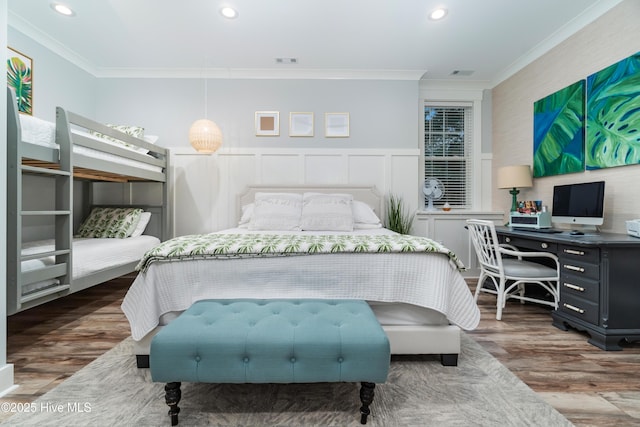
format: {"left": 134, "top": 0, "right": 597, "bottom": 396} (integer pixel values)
{"left": 220, "top": 7, "right": 238, "bottom": 19}
{"left": 429, "top": 8, "right": 448, "bottom": 21}
{"left": 50, "top": 2, "right": 75, "bottom": 17}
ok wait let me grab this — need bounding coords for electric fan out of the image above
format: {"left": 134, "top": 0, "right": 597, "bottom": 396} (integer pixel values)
{"left": 423, "top": 178, "right": 445, "bottom": 211}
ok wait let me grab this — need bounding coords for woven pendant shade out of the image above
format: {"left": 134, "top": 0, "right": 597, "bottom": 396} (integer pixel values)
{"left": 189, "top": 119, "right": 223, "bottom": 153}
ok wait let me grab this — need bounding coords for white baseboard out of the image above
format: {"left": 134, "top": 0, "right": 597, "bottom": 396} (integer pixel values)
{"left": 0, "top": 364, "right": 17, "bottom": 398}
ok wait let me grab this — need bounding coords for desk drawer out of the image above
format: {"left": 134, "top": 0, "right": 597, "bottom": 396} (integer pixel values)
{"left": 559, "top": 245, "right": 599, "bottom": 264}
{"left": 501, "top": 236, "right": 557, "bottom": 253}
{"left": 560, "top": 258, "right": 599, "bottom": 281}
{"left": 560, "top": 274, "right": 599, "bottom": 303}
{"left": 560, "top": 293, "right": 599, "bottom": 325}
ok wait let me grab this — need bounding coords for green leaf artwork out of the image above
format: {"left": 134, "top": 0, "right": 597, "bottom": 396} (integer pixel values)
{"left": 7, "top": 48, "right": 32, "bottom": 115}
{"left": 533, "top": 80, "right": 585, "bottom": 177}
{"left": 586, "top": 51, "right": 640, "bottom": 169}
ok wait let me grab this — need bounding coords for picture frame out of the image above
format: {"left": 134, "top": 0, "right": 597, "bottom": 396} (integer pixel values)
{"left": 289, "top": 112, "right": 314, "bottom": 137}
{"left": 255, "top": 111, "right": 280, "bottom": 136}
{"left": 7, "top": 46, "right": 33, "bottom": 115}
{"left": 325, "top": 112, "right": 349, "bottom": 137}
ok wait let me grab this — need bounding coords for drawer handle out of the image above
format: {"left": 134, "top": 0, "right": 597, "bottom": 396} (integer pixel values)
{"left": 563, "top": 303, "right": 585, "bottom": 314}
{"left": 541, "top": 243, "right": 548, "bottom": 249}
{"left": 563, "top": 283, "right": 585, "bottom": 292}
{"left": 563, "top": 264, "right": 585, "bottom": 273}
{"left": 564, "top": 249, "right": 585, "bottom": 256}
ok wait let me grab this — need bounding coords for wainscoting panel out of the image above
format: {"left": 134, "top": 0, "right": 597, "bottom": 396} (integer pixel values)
{"left": 170, "top": 148, "right": 420, "bottom": 235}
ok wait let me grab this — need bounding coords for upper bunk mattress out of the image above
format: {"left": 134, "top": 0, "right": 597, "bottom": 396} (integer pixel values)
{"left": 19, "top": 114, "right": 162, "bottom": 173}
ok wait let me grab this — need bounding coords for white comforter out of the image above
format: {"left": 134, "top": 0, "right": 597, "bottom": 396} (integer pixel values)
{"left": 122, "top": 228, "right": 480, "bottom": 340}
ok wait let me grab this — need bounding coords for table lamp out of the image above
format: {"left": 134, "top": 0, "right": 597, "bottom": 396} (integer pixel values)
{"left": 497, "top": 165, "right": 533, "bottom": 212}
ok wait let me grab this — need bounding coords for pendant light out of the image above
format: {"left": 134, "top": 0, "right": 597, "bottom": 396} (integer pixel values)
{"left": 189, "top": 65, "right": 222, "bottom": 153}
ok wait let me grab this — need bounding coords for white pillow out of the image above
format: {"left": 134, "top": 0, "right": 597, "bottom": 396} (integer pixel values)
{"left": 129, "top": 212, "right": 152, "bottom": 237}
{"left": 354, "top": 222, "right": 383, "bottom": 230}
{"left": 144, "top": 135, "right": 159, "bottom": 144}
{"left": 301, "top": 193, "right": 354, "bottom": 231}
{"left": 238, "top": 203, "right": 254, "bottom": 226}
{"left": 352, "top": 200, "right": 381, "bottom": 225}
{"left": 248, "top": 193, "right": 303, "bottom": 231}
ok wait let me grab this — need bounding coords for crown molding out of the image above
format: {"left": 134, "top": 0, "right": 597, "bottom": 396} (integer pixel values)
{"left": 8, "top": 11, "right": 98, "bottom": 76}
{"left": 91, "top": 67, "right": 426, "bottom": 81}
{"left": 490, "top": 0, "right": 624, "bottom": 87}
{"left": 8, "top": 12, "right": 424, "bottom": 81}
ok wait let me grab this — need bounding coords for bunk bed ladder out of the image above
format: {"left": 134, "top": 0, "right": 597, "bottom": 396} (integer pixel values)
{"left": 6, "top": 88, "right": 73, "bottom": 314}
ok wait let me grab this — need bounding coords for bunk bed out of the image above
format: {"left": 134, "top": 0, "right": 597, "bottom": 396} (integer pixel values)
{"left": 6, "top": 87, "right": 170, "bottom": 315}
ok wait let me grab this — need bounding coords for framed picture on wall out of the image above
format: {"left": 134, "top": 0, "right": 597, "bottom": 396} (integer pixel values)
{"left": 255, "top": 111, "right": 280, "bottom": 136}
{"left": 7, "top": 47, "right": 33, "bottom": 115}
{"left": 325, "top": 112, "right": 349, "bottom": 137}
{"left": 289, "top": 112, "right": 314, "bottom": 137}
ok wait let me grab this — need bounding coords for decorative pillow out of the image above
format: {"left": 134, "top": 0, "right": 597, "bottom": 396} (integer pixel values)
{"left": 352, "top": 200, "right": 381, "bottom": 225}
{"left": 90, "top": 124, "right": 145, "bottom": 153}
{"left": 248, "top": 193, "right": 303, "bottom": 231}
{"left": 77, "top": 207, "right": 143, "bottom": 238}
{"left": 301, "top": 193, "right": 354, "bottom": 231}
{"left": 129, "top": 212, "right": 152, "bottom": 237}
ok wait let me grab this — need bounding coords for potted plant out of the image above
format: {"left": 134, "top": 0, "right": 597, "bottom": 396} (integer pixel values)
{"left": 385, "top": 194, "right": 415, "bottom": 234}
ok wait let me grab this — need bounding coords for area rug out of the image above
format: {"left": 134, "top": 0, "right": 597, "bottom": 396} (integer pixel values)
{"left": 1, "top": 334, "right": 571, "bottom": 426}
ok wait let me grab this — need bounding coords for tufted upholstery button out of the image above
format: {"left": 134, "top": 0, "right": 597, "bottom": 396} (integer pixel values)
{"left": 338, "top": 357, "right": 344, "bottom": 363}
{"left": 290, "top": 357, "right": 296, "bottom": 363}
{"left": 243, "top": 357, "right": 249, "bottom": 363}
{"left": 195, "top": 356, "right": 201, "bottom": 362}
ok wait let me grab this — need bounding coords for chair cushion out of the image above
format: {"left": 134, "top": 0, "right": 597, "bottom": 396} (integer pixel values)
{"left": 502, "top": 259, "right": 557, "bottom": 279}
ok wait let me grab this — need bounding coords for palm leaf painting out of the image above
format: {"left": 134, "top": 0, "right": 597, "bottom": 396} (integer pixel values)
{"left": 533, "top": 80, "right": 585, "bottom": 177}
{"left": 586, "top": 51, "right": 640, "bottom": 169}
{"left": 7, "top": 48, "right": 32, "bottom": 115}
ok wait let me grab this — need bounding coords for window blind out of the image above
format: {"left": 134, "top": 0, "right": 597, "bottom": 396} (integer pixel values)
{"left": 423, "top": 103, "right": 473, "bottom": 209}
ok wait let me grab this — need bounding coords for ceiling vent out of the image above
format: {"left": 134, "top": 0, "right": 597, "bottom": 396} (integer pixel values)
{"left": 276, "top": 57, "right": 298, "bottom": 64}
{"left": 450, "top": 70, "right": 474, "bottom": 76}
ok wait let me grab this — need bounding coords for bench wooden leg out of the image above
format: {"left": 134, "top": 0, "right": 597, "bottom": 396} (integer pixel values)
{"left": 165, "top": 382, "right": 181, "bottom": 426}
{"left": 359, "top": 382, "right": 375, "bottom": 424}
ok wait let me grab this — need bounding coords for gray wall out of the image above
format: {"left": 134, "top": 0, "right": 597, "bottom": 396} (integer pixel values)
{"left": 8, "top": 27, "right": 96, "bottom": 121}
{"left": 94, "top": 78, "right": 420, "bottom": 150}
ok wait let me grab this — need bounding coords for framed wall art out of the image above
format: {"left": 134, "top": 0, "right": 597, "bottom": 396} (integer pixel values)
{"left": 255, "top": 111, "right": 280, "bottom": 136}
{"left": 586, "top": 51, "right": 640, "bottom": 170}
{"left": 289, "top": 112, "right": 314, "bottom": 137}
{"left": 7, "top": 46, "right": 33, "bottom": 115}
{"left": 532, "top": 80, "right": 585, "bottom": 177}
{"left": 325, "top": 112, "right": 349, "bottom": 137}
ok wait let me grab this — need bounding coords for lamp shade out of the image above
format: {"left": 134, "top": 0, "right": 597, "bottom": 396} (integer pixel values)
{"left": 189, "top": 119, "right": 222, "bottom": 153}
{"left": 497, "top": 165, "right": 532, "bottom": 189}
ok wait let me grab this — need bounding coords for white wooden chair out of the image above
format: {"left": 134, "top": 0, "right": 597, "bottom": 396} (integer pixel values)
{"left": 466, "top": 219, "right": 560, "bottom": 320}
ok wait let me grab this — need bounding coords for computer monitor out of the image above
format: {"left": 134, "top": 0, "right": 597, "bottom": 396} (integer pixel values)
{"left": 552, "top": 181, "right": 605, "bottom": 228}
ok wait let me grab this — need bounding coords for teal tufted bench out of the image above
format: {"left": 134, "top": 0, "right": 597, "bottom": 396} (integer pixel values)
{"left": 150, "top": 299, "right": 391, "bottom": 425}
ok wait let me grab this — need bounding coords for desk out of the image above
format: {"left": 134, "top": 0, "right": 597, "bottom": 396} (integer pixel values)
{"left": 495, "top": 227, "right": 640, "bottom": 350}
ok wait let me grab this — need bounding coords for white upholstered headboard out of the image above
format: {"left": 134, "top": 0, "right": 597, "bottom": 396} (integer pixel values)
{"left": 237, "top": 185, "right": 383, "bottom": 222}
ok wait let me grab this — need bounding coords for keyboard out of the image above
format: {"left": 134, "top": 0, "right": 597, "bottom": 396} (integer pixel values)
{"left": 512, "top": 227, "right": 562, "bottom": 234}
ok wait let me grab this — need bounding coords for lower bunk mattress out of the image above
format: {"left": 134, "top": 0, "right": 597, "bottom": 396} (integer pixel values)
{"left": 20, "top": 235, "right": 160, "bottom": 296}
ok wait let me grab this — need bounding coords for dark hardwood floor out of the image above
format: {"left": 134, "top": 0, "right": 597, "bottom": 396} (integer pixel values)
{"left": 1, "top": 276, "right": 639, "bottom": 425}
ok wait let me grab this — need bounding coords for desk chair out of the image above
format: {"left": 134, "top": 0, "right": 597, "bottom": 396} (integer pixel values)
{"left": 466, "top": 219, "right": 560, "bottom": 320}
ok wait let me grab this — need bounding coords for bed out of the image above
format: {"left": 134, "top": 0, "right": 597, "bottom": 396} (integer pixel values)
{"left": 122, "top": 186, "right": 480, "bottom": 366}
{"left": 6, "top": 87, "right": 170, "bottom": 315}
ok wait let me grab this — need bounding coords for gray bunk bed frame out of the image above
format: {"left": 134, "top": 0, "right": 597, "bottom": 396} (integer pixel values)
{"left": 6, "top": 87, "right": 171, "bottom": 315}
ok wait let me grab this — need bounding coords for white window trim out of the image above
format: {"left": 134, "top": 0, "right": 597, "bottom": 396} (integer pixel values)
{"left": 419, "top": 87, "right": 483, "bottom": 211}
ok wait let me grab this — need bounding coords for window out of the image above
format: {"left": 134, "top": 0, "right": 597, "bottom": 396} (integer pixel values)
{"left": 423, "top": 103, "right": 473, "bottom": 209}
